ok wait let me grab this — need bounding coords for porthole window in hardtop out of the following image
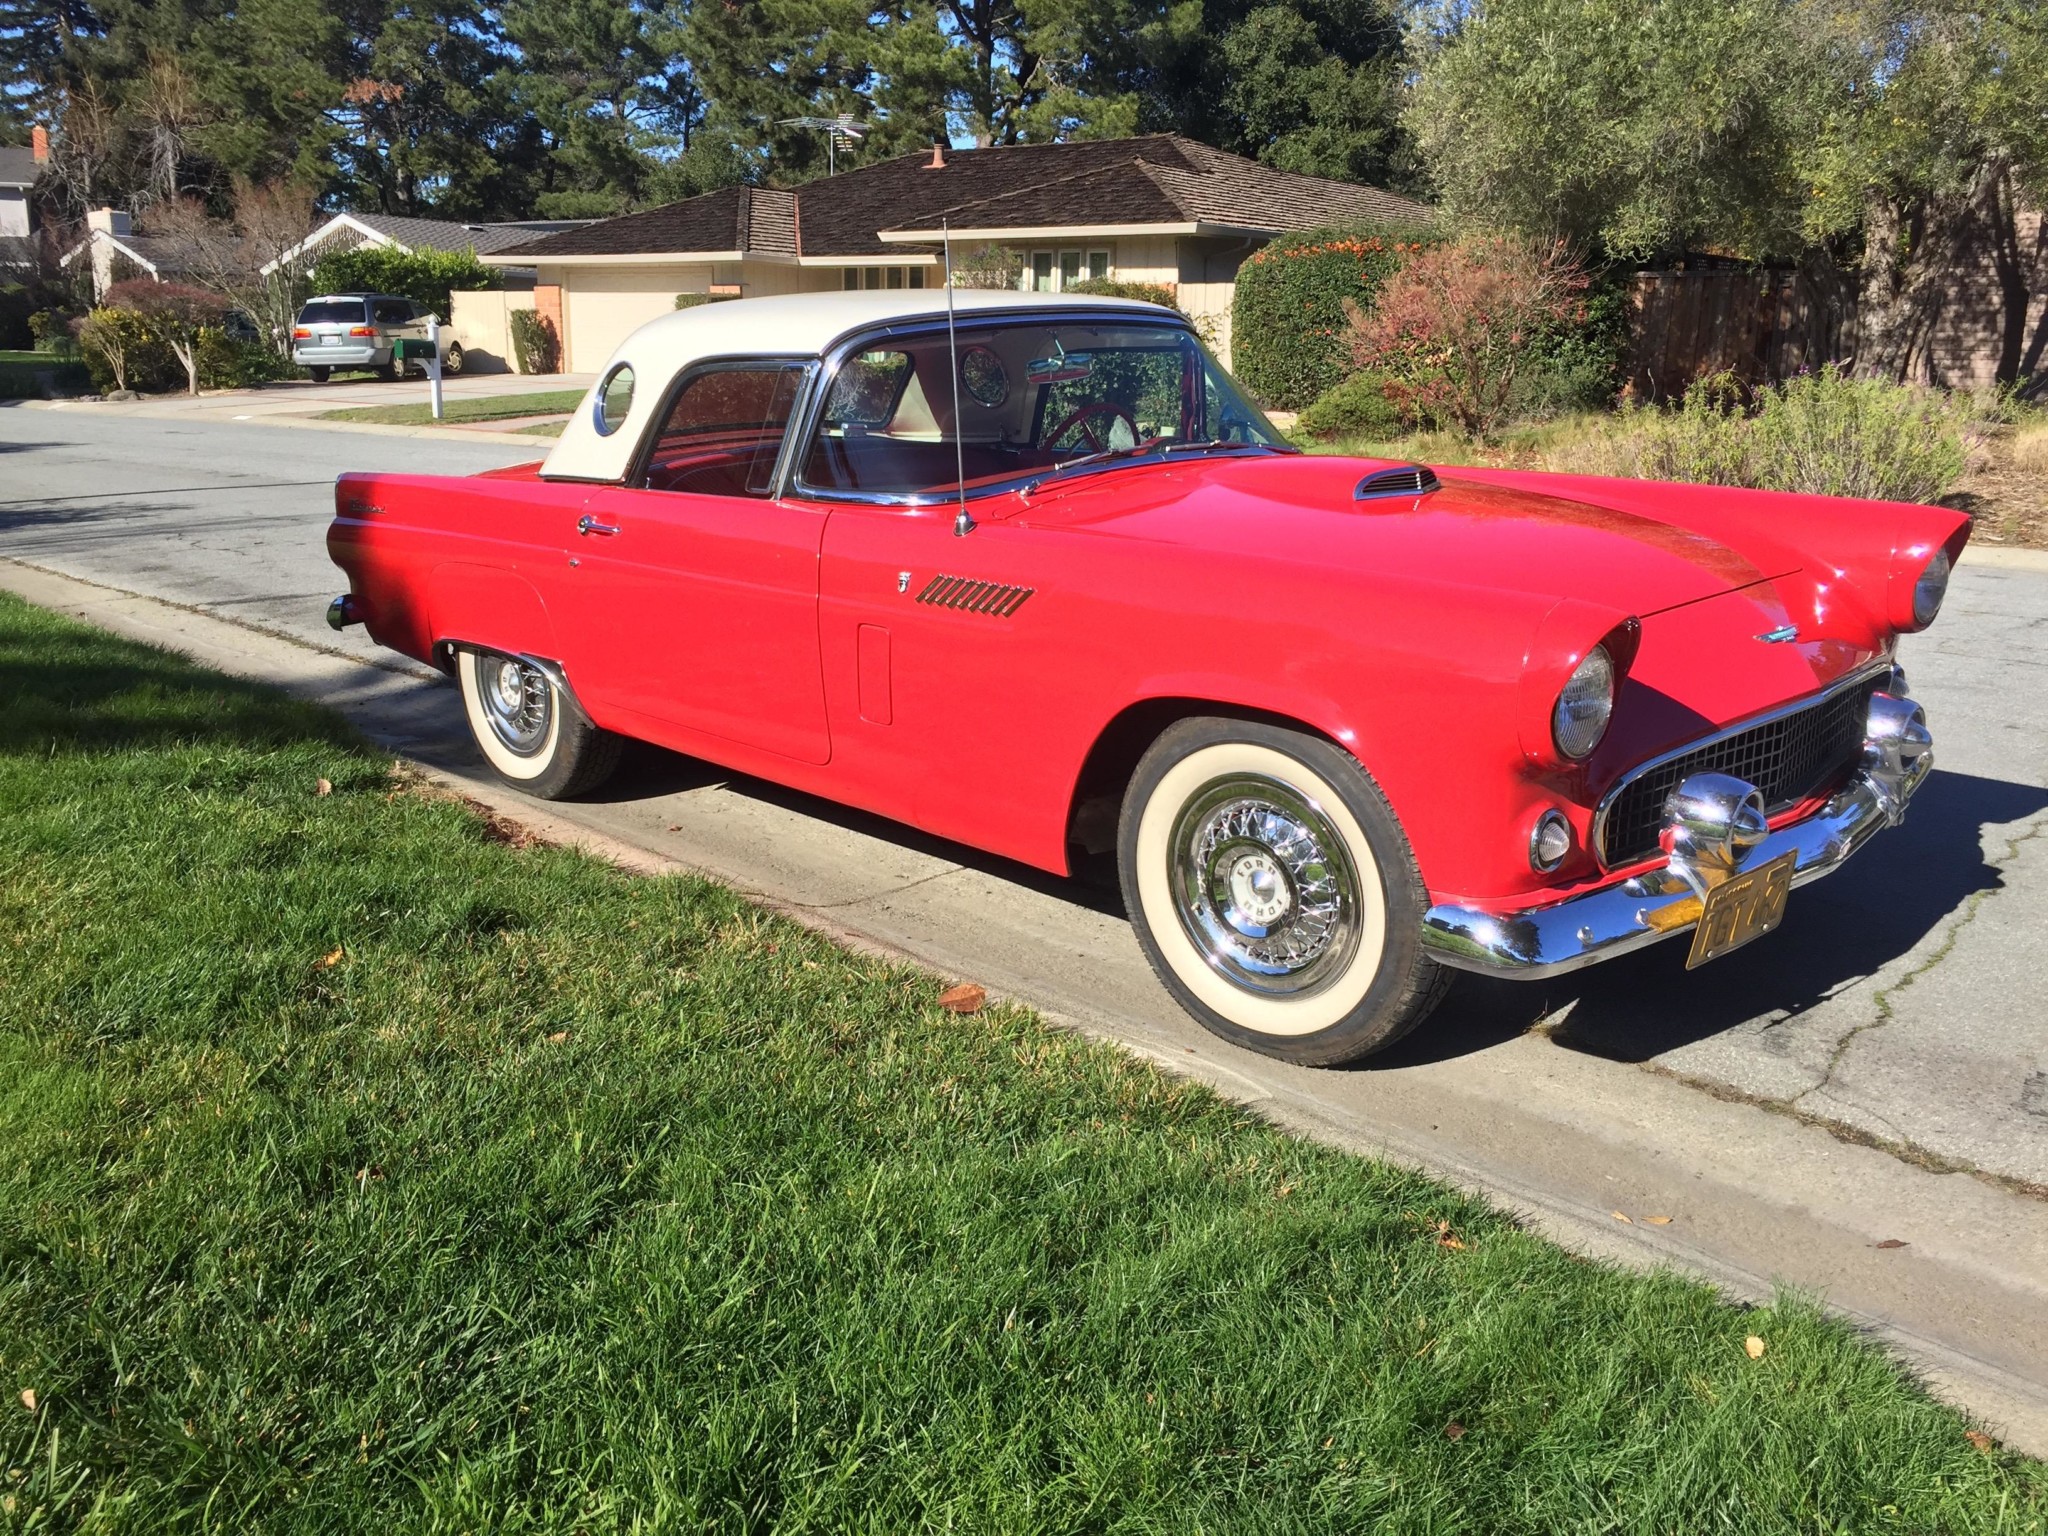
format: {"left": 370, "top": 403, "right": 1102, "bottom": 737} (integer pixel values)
{"left": 595, "top": 365, "right": 636, "bottom": 436}
{"left": 641, "top": 363, "right": 807, "bottom": 497}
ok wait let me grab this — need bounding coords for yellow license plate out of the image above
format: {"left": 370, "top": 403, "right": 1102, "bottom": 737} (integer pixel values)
{"left": 1686, "top": 851, "right": 1798, "bottom": 968}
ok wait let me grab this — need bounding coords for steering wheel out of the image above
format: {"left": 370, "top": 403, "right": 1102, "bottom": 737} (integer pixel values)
{"left": 1047, "top": 400, "right": 1142, "bottom": 455}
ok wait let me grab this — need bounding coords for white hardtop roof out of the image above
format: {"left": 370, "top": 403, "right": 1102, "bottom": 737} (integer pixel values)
{"left": 540, "top": 288, "right": 1176, "bottom": 483}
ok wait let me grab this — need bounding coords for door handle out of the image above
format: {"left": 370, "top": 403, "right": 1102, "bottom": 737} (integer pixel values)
{"left": 577, "top": 515, "right": 620, "bottom": 537}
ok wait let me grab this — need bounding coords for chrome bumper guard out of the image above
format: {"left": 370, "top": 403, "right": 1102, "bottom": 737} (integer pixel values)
{"left": 1420, "top": 691, "right": 1934, "bottom": 979}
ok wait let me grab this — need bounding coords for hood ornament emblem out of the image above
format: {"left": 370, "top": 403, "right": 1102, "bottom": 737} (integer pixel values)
{"left": 1756, "top": 625, "right": 1800, "bottom": 644}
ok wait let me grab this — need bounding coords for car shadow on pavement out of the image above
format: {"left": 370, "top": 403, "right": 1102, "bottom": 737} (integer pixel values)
{"left": 582, "top": 740, "right": 1131, "bottom": 916}
{"left": 1374, "top": 768, "right": 2048, "bottom": 1069}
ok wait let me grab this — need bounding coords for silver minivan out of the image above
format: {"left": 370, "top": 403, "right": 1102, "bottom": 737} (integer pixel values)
{"left": 291, "top": 292, "right": 465, "bottom": 383}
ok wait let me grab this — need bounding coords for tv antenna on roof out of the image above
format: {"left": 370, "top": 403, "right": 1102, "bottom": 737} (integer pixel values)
{"left": 776, "top": 114, "right": 868, "bottom": 176}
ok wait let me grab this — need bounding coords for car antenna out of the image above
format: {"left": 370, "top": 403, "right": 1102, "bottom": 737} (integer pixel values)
{"left": 943, "top": 219, "right": 975, "bottom": 537}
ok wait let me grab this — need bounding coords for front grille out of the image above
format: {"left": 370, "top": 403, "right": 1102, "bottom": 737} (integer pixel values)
{"left": 1598, "top": 676, "right": 1880, "bottom": 867}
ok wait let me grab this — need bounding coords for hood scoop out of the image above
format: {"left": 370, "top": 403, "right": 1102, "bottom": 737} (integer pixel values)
{"left": 1354, "top": 464, "right": 1441, "bottom": 502}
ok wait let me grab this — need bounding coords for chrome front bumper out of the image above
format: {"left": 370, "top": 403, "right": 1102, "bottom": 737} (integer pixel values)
{"left": 1420, "top": 691, "right": 1934, "bottom": 979}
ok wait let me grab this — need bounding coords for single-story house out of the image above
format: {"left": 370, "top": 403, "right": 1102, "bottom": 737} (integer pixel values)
{"left": 62, "top": 208, "right": 199, "bottom": 297}
{"left": 484, "top": 135, "right": 1430, "bottom": 371}
{"left": 261, "top": 212, "right": 596, "bottom": 280}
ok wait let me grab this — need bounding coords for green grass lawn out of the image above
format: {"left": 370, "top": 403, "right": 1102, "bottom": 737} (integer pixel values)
{"left": 1, "top": 594, "right": 2043, "bottom": 1532}
{"left": 315, "top": 388, "right": 584, "bottom": 428}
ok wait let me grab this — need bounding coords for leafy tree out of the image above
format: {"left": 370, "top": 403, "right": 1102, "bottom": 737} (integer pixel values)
{"left": 1404, "top": 0, "right": 1847, "bottom": 263}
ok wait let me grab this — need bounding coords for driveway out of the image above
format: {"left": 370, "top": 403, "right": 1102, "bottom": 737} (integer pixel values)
{"left": 6, "top": 400, "right": 2048, "bottom": 1447}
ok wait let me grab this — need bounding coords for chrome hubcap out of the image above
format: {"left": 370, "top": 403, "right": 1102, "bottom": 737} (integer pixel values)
{"left": 1169, "top": 775, "right": 1359, "bottom": 996}
{"left": 479, "top": 656, "right": 551, "bottom": 756}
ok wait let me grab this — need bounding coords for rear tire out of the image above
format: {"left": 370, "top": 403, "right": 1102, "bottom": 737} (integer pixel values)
{"left": 378, "top": 358, "right": 400, "bottom": 382}
{"left": 455, "top": 648, "right": 622, "bottom": 800}
{"left": 1117, "top": 717, "right": 1449, "bottom": 1066}
{"left": 308, "top": 366, "right": 330, "bottom": 383}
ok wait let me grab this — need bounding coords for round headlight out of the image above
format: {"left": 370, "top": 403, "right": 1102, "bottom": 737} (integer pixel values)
{"left": 1552, "top": 645, "right": 1615, "bottom": 760}
{"left": 1912, "top": 546, "right": 1950, "bottom": 628}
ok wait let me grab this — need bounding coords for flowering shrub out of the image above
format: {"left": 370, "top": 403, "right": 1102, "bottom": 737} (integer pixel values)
{"left": 1343, "top": 235, "right": 1590, "bottom": 438}
{"left": 76, "top": 282, "right": 262, "bottom": 395}
{"left": 1230, "top": 222, "right": 1439, "bottom": 409}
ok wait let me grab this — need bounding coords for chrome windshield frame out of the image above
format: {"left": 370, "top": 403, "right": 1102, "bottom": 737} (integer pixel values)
{"left": 777, "top": 306, "right": 1289, "bottom": 506}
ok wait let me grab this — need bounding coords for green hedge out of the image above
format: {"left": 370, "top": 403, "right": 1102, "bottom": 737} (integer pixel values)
{"left": 0, "top": 356, "right": 93, "bottom": 399}
{"left": 306, "top": 245, "right": 502, "bottom": 319}
{"left": 1231, "top": 223, "right": 1439, "bottom": 410}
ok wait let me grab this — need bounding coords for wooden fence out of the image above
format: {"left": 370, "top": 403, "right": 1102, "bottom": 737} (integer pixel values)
{"left": 1626, "top": 270, "right": 1858, "bottom": 399}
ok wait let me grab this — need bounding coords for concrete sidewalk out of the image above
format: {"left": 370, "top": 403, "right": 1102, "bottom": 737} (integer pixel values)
{"left": 7, "top": 553, "right": 2048, "bottom": 1457}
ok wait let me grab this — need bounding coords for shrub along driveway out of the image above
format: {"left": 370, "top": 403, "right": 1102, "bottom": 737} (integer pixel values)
{"left": 4, "top": 403, "right": 2048, "bottom": 1450}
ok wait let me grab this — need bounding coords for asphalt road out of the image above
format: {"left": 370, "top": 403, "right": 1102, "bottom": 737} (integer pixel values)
{"left": 7, "top": 397, "right": 2048, "bottom": 1447}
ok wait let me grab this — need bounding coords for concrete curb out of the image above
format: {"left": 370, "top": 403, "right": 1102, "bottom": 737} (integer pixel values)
{"left": 22, "top": 397, "right": 557, "bottom": 447}
{"left": 1964, "top": 544, "right": 2048, "bottom": 573}
{"left": 5, "top": 554, "right": 2048, "bottom": 1458}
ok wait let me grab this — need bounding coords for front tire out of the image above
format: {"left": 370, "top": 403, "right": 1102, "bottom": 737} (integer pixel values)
{"left": 455, "top": 648, "right": 622, "bottom": 800}
{"left": 1117, "top": 718, "right": 1448, "bottom": 1066}
{"left": 442, "top": 342, "right": 465, "bottom": 377}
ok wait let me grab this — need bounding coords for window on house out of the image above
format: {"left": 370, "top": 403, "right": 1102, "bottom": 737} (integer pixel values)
{"left": 1031, "top": 253, "right": 1055, "bottom": 292}
{"left": 1028, "top": 250, "right": 1115, "bottom": 293}
{"left": 843, "top": 266, "right": 930, "bottom": 291}
{"left": 642, "top": 362, "right": 808, "bottom": 498}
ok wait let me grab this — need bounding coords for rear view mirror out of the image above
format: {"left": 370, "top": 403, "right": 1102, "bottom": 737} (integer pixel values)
{"left": 1027, "top": 349, "right": 1094, "bottom": 385}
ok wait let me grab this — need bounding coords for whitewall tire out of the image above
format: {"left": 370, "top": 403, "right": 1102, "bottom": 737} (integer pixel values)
{"left": 1118, "top": 718, "right": 1449, "bottom": 1065}
{"left": 455, "top": 648, "right": 622, "bottom": 800}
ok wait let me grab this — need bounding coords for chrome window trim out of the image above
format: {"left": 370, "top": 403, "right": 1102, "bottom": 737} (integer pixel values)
{"left": 782, "top": 306, "right": 1283, "bottom": 507}
{"left": 1589, "top": 659, "right": 1894, "bottom": 871}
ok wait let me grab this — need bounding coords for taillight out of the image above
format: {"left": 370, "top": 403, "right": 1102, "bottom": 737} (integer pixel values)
{"left": 292, "top": 327, "right": 311, "bottom": 339}
{"left": 347, "top": 325, "right": 376, "bottom": 337}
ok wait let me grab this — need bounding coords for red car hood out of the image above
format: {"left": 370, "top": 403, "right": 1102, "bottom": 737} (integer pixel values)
{"left": 1009, "top": 454, "right": 1797, "bottom": 616}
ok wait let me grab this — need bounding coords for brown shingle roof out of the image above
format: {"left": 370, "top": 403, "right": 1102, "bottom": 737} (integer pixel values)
{"left": 497, "top": 136, "right": 1429, "bottom": 262}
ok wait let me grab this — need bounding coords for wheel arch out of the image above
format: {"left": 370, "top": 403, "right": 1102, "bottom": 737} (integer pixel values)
{"left": 1063, "top": 695, "right": 1368, "bottom": 873}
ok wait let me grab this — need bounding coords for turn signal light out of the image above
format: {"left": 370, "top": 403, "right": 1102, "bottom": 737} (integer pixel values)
{"left": 347, "top": 325, "right": 376, "bottom": 337}
{"left": 292, "top": 327, "right": 311, "bottom": 339}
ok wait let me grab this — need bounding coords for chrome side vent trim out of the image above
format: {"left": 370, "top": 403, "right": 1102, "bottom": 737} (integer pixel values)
{"left": 915, "top": 574, "right": 1035, "bottom": 617}
{"left": 1354, "top": 464, "right": 1441, "bottom": 500}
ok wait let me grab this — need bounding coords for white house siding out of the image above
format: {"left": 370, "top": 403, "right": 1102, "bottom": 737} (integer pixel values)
{"left": 1176, "top": 235, "right": 1260, "bottom": 370}
{"left": 0, "top": 189, "right": 27, "bottom": 239}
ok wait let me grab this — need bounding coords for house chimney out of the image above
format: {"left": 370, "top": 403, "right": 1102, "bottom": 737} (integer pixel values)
{"left": 926, "top": 141, "right": 946, "bottom": 170}
{"left": 31, "top": 125, "right": 49, "bottom": 163}
{"left": 87, "top": 207, "right": 133, "bottom": 237}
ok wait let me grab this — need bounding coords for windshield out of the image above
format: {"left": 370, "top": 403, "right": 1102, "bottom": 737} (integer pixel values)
{"left": 798, "top": 319, "right": 1288, "bottom": 500}
{"left": 298, "top": 300, "right": 368, "bottom": 325}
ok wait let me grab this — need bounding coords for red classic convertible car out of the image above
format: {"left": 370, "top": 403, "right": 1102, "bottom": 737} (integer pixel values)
{"left": 327, "top": 290, "right": 1965, "bottom": 1064}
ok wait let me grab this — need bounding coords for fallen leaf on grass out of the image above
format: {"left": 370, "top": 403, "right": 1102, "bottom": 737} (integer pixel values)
{"left": 1644, "top": 1215, "right": 1674, "bottom": 1225}
{"left": 547, "top": 1031, "right": 569, "bottom": 1044}
{"left": 938, "top": 983, "right": 988, "bottom": 1014}
{"left": 1444, "top": 1422, "right": 1466, "bottom": 1441}
{"left": 313, "top": 947, "right": 344, "bottom": 970}
{"left": 314, "top": 778, "right": 332, "bottom": 797}
{"left": 1432, "top": 1219, "right": 1465, "bottom": 1249}
{"left": 1611, "top": 1211, "right": 1632, "bottom": 1224}
{"left": 1875, "top": 1238, "right": 1909, "bottom": 1249}
{"left": 19, "top": 1389, "right": 36, "bottom": 1413}
{"left": 1965, "top": 1430, "right": 1995, "bottom": 1453}
{"left": 1744, "top": 1335, "right": 1767, "bottom": 1360}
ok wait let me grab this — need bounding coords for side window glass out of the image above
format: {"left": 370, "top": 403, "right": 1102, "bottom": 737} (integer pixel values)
{"left": 643, "top": 364, "right": 806, "bottom": 498}
{"left": 821, "top": 350, "right": 912, "bottom": 429}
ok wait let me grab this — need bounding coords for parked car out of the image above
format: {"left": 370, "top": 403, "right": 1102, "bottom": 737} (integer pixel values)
{"left": 325, "top": 291, "right": 1963, "bottom": 1065}
{"left": 291, "top": 292, "right": 464, "bottom": 383}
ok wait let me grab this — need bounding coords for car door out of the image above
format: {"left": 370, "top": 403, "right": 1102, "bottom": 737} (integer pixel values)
{"left": 559, "top": 358, "right": 832, "bottom": 764}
